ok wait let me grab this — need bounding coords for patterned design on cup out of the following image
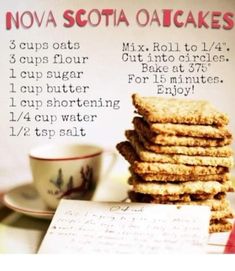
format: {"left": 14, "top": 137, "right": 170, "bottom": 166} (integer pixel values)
{"left": 47, "top": 165, "right": 94, "bottom": 199}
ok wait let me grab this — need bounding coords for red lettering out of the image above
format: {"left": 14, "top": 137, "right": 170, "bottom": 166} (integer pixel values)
{"left": 185, "top": 11, "right": 197, "bottom": 27}
{"left": 223, "top": 12, "right": 234, "bottom": 30}
{"left": 76, "top": 9, "right": 87, "bottom": 27}
{"left": 136, "top": 9, "right": 149, "bottom": 27}
{"left": 163, "top": 9, "right": 172, "bottom": 27}
{"left": 7, "top": 10, "right": 57, "bottom": 30}
{"left": 173, "top": 10, "right": 184, "bottom": 27}
{"left": 198, "top": 11, "right": 209, "bottom": 28}
{"left": 101, "top": 9, "right": 113, "bottom": 26}
{"left": 46, "top": 11, "right": 57, "bottom": 27}
{"left": 6, "top": 11, "right": 19, "bottom": 30}
{"left": 211, "top": 11, "right": 222, "bottom": 29}
{"left": 21, "top": 11, "right": 34, "bottom": 29}
{"left": 63, "top": 10, "right": 75, "bottom": 27}
{"left": 88, "top": 9, "right": 101, "bottom": 26}
{"left": 34, "top": 11, "right": 45, "bottom": 27}
{"left": 118, "top": 9, "right": 129, "bottom": 26}
{"left": 150, "top": 10, "right": 161, "bottom": 26}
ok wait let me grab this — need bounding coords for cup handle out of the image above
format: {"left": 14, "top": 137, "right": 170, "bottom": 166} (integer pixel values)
{"left": 101, "top": 149, "right": 118, "bottom": 180}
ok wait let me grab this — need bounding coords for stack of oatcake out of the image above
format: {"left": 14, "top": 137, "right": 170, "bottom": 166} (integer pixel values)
{"left": 117, "top": 93, "right": 234, "bottom": 233}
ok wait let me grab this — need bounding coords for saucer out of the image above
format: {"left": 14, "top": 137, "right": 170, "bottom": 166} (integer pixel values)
{"left": 3, "top": 183, "right": 54, "bottom": 219}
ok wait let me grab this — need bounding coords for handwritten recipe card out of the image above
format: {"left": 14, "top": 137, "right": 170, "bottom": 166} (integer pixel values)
{"left": 38, "top": 199, "right": 210, "bottom": 254}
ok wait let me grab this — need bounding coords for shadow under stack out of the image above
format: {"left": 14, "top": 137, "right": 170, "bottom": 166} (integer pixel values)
{"left": 117, "top": 93, "right": 234, "bottom": 233}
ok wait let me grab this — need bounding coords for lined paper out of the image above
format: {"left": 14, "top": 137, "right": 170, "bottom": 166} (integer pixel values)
{"left": 38, "top": 199, "right": 210, "bottom": 254}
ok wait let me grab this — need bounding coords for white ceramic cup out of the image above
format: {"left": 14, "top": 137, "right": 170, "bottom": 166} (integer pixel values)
{"left": 29, "top": 144, "right": 116, "bottom": 209}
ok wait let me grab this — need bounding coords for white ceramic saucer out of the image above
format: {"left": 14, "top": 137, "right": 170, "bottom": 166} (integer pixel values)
{"left": 3, "top": 183, "right": 54, "bottom": 219}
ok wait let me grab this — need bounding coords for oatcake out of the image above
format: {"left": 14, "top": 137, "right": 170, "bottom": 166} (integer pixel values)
{"left": 117, "top": 142, "right": 229, "bottom": 175}
{"left": 126, "top": 130, "right": 234, "bottom": 168}
{"left": 136, "top": 171, "right": 230, "bottom": 182}
{"left": 117, "top": 94, "right": 234, "bottom": 234}
{"left": 133, "top": 117, "right": 232, "bottom": 147}
{"left": 144, "top": 118, "right": 232, "bottom": 138}
{"left": 132, "top": 93, "right": 229, "bottom": 126}
{"left": 128, "top": 190, "right": 228, "bottom": 207}
{"left": 211, "top": 209, "right": 233, "bottom": 220}
{"left": 209, "top": 220, "right": 233, "bottom": 233}
{"left": 136, "top": 129, "right": 233, "bottom": 157}
{"left": 130, "top": 176, "right": 233, "bottom": 195}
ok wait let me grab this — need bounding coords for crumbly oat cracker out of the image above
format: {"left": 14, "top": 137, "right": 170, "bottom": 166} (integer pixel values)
{"left": 116, "top": 142, "right": 229, "bottom": 175}
{"left": 133, "top": 117, "right": 232, "bottom": 147}
{"left": 209, "top": 220, "right": 233, "bottom": 233}
{"left": 128, "top": 190, "right": 192, "bottom": 202}
{"left": 126, "top": 130, "right": 234, "bottom": 168}
{"left": 132, "top": 93, "right": 229, "bottom": 126}
{"left": 136, "top": 128, "right": 233, "bottom": 157}
{"left": 130, "top": 176, "right": 233, "bottom": 195}
{"left": 137, "top": 171, "right": 230, "bottom": 182}
{"left": 211, "top": 209, "right": 234, "bottom": 220}
{"left": 128, "top": 190, "right": 228, "bottom": 209}
{"left": 143, "top": 118, "right": 232, "bottom": 138}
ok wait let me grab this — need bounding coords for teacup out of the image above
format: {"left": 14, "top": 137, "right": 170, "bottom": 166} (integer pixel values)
{"left": 29, "top": 143, "right": 116, "bottom": 209}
